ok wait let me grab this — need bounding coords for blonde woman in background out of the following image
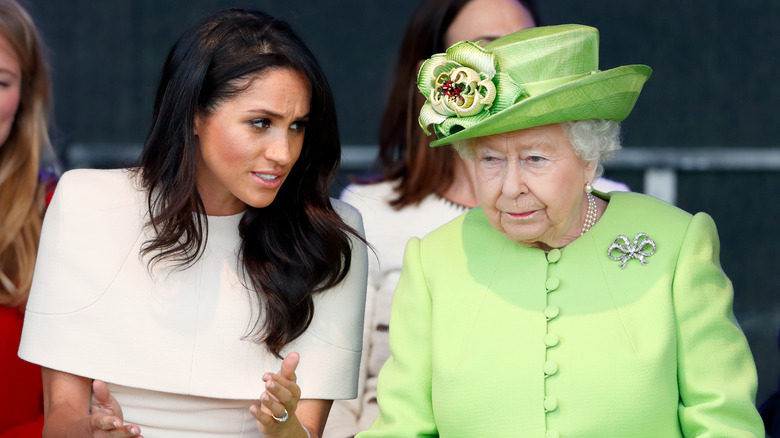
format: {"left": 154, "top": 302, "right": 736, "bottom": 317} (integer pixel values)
{"left": 0, "top": 0, "right": 55, "bottom": 436}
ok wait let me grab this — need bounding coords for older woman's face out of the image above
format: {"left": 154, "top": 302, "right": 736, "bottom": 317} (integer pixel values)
{"left": 0, "top": 34, "right": 21, "bottom": 148}
{"left": 473, "top": 123, "right": 596, "bottom": 249}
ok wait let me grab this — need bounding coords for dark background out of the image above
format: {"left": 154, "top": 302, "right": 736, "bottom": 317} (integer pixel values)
{"left": 19, "top": 0, "right": 780, "bottom": 405}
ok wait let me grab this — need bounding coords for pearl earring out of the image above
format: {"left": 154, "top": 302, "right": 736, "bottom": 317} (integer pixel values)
{"left": 585, "top": 182, "right": 593, "bottom": 194}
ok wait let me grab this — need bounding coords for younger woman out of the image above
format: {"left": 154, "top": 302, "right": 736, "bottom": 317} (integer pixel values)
{"left": 20, "top": 9, "right": 367, "bottom": 437}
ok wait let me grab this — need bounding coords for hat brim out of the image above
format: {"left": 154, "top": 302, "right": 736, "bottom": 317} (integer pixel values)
{"left": 429, "top": 64, "right": 651, "bottom": 147}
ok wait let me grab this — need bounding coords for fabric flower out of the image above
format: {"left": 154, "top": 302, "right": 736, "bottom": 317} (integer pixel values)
{"left": 417, "top": 41, "right": 527, "bottom": 138}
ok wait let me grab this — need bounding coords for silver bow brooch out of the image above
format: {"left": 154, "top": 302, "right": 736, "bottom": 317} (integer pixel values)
{"left": 607, "top": 233, "right": 656, "bottom": 269}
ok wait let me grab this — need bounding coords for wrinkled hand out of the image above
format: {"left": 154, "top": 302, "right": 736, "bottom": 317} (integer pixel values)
{"left": 252, "top": 352, "right": 304, "bottom": 436}
{"left": 89, "top": 380, "right": 142, "bottom": 437}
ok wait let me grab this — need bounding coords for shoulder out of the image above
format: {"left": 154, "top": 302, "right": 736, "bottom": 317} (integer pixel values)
{"left": 340, "top": 181, "right": 396, "bottom": 199}
{"left": 57, "top": 167, "right": 136, "bottom": 189}
{"left": 418, "top": 207, "right": 501, "bottom": 264}
{"left": 55, "top": 168, "right": 141, "bottom": 207}
{"left": 46, "top": 169, "right": 144, "bottom": 236}
{"left": 25, "top": 169, "right": 146, "bottom": 316}
{"left": 331, "top": 197, "right": 363, "bottom": 230}
{"left": 606, "top": 191, "right": 693, "bottom": 227}
{"left": 338, "top": 181, "right": 396, "bottom": 211}
{"left": 593, "top": 177, "right": 630, "bottom": 193}
{"left": 340, "top": 181, "right": 469, "bottom": 239}
{"left": 44, "top": 167, "right": 145, "bottom": 230}
{"left": 422, "top": 207, "right": 494, "bottom": 243}
{"left": 597, "top": 192, "right": 712, "bottom": 266}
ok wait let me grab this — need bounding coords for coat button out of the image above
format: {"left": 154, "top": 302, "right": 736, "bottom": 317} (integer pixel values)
{"left": 546, "top": 249, "right": 561, "bottom": 263}
{"left": 544, "top": 333, "right": 559, "bottom": 347}
{"left": 546, "top": 430, "right": 560, "bottom": 438}
{"left": 545, "top": 277, "right": 560, "bottom": 292}
{"left": 544, "top": 360, "right": 559, "bottom": 376}
{"left": 544, "top": 305, "right": 560, "bottom": 320}
{"left": 544, "top": 396, "right": 558, "bottom": 412}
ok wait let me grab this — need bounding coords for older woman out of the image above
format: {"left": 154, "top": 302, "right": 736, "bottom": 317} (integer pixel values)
{"left": 357, "top": 25, "right": 764, "bottom": 437}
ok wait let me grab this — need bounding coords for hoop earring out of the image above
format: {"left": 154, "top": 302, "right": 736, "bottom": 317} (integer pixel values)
{"left": 585, "top": 182, "right": 593, "bottom": 194}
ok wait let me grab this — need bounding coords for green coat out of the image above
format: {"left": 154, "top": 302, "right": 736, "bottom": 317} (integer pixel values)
{"left": 357, "top": 191, "right": 764, "bottom": 437}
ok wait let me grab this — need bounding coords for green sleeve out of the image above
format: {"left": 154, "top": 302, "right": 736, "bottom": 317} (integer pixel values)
{"left": 673, "top": 213, "right": 765, "bottom": 437}
{"left": 357, "top": 237, "right": 438, "bottom": 437}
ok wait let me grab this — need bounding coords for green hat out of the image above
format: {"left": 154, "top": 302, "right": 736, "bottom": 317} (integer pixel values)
{"left": 417, "top": 24, "right": 652, "bottom": 147}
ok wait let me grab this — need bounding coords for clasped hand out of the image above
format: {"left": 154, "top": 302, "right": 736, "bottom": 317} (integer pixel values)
{"left": 82, "top": 352, "right": 304, "bottom": 437}
{"left": 89, "top": 379, "right": 142, "bottom": 437}
{"left": 251, "top": 352, "right": 307, "bottom": 437}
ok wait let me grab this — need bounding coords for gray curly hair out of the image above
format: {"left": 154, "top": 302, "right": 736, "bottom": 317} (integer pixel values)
{"left": 452, "top": 119, "right": 621, "bottom": 178}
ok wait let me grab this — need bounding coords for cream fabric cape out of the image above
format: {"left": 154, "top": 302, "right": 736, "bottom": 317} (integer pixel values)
{"left": 19, "top": 169, "right": 368, "bottom": 400}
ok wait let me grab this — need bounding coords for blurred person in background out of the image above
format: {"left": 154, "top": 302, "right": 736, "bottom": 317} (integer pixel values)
{"left": 0, "top": 0, "right": 56, "bottom": 435}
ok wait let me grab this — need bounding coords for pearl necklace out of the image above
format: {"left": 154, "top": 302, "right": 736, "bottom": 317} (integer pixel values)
{"left": 580, "top": 193, "right": 597, "bottom": 236}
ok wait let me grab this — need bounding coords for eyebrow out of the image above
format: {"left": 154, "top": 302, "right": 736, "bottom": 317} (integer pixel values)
{"left": 478, "top": 140, "right": 552, "bottom": 152}
{"left": 475, "top": 36, "right": 502, "bottom": 45}
{"left": 245, "top": 109, "right": 310, "bottom": 120}
{"left": 0, "top": 67, "right": 19, "bottom": 77}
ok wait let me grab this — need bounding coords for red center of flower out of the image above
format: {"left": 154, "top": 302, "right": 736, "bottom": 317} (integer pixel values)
{"left": 441, "top": 80, "right": 464, "bottom": 99}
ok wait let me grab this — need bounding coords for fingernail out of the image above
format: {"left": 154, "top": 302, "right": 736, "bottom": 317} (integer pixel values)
{"left": 266, "top": 380, "right": 274, "bottom": 389}
{"left": 250, "top": 405, "right": 258, "bottom": 414}
{"left": 262, "top": 373, "right": 270, "bottom": 381}
{"left": 113, "top": 420, "right": 118, "bottom": 428}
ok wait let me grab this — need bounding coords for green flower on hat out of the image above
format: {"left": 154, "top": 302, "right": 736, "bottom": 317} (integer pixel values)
{"left": 417, "top": 40, "right": 528, "bottom": 138}
{"left": 432, "top": 67, "right": 494, "bottom": 117}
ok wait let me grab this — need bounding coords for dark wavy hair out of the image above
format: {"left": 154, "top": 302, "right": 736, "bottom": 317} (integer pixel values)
{"left": 137, "top": 8, "right": 358, "bottom": 357}
{"left": 378, "top": 0, "right": 539, "bottom": 208}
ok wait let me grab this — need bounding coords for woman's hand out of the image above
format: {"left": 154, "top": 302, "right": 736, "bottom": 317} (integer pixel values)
{"left": 252, "top": 352, "right": 309, "bottom": 437}
{"left": 88, "top": 380, "right": 141, "bottom": 437}
{"left": 42, "top": 369, "right": 142, "bottom": 438}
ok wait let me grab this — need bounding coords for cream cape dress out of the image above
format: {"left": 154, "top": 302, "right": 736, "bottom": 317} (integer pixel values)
{"left": 19, "top": 169, "right": 368, "bottom": 437}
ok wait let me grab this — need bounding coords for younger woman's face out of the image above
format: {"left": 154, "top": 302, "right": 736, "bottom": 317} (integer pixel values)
{"left": 0, "top": 34, "right": 21, "bottom": 148}
{"left": 194, "top": 67, "right": 311, "bottom": 216}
